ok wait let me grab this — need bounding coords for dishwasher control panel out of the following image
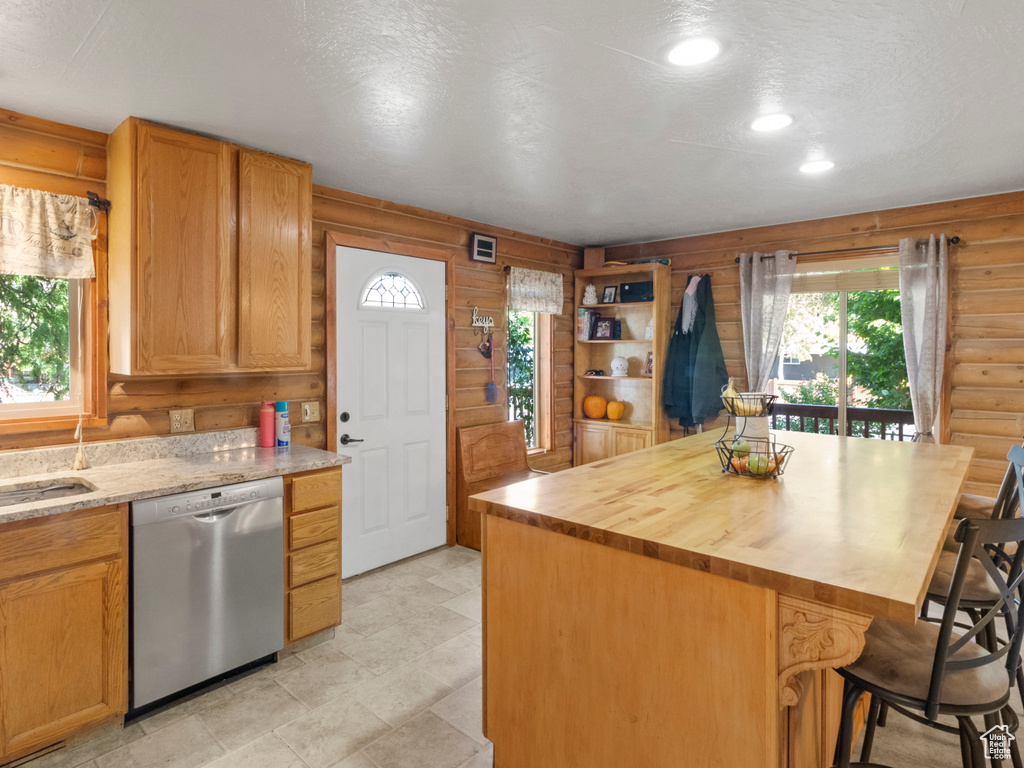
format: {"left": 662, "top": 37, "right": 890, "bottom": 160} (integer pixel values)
{"left": 132, "top": 476, "right": 285, "bottom": 526}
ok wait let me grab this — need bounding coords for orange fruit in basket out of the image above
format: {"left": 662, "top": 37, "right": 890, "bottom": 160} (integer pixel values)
{"left": 729, "top": 457, "right": 742, "bottom": 472}
{"left": 775, "top": 453, "right": 786, "bottom": 466}
{"left": 739, "top": 457, "right": 749, "bottom": 472}
{"left": 767, "top": 459, "right": 777, "bottom": 474}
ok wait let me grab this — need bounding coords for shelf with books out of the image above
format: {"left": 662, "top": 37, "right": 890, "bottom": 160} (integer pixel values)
{"left": 573, "top": 262, "right": 671, "bottom": 466}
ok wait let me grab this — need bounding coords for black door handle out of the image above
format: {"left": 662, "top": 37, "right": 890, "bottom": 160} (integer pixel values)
{"left": 339, "top": 434, "right": 364, "bottom": 445}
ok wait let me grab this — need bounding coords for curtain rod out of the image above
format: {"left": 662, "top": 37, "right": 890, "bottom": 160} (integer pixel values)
{"left": 732, "top": 236, "right": 961, "bottom": 263}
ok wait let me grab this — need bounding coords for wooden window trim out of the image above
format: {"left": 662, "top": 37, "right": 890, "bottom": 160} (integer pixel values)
{"left": 0, "top": 214, "right": 108, "bottom": 435}
{"left": 528, "top": 312, "right": 554, "bottom": 455}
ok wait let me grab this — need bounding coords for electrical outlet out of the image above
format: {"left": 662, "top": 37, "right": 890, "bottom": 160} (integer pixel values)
{"left": 302, "top": 401, "right": 321, "bottom": 422}
{"left": 169, "top": 409, "right": 194, "bottom": 433}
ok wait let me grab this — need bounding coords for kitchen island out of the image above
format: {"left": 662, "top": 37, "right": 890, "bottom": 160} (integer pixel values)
{"left": 470, "top": 430, "right": 973, "bottom": 768}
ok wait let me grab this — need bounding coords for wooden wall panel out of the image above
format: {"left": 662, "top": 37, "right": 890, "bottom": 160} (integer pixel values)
{"left": 605, "top": 191, "right": 1024, "bottom": 496}
{"left": 313, "top": 185, "right": 582, "bottom": 472}
{"left": 0, "top": 108, "right": 581, "bottom": 468}
{"left": 0, "top": 109, "right": 327, "bottom": 451}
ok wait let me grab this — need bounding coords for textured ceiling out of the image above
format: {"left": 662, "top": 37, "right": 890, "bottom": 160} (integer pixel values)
{"left": 2, "top": 0, "right": 1023, "bottom": 246}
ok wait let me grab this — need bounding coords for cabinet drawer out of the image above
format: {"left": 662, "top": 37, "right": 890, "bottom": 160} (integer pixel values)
{"left": 290, "top": 469, "right": 341, "bottom": 513}
{"left": 289, "top": 540, "right": 339, "bottom": 588}
{"left": 288, "top": 505, "right": 340, "bottom": 551}
{"left": 0, "top": 506, "right": 125, "bottom": 584}
{"left": 289, "top": 578, "right": 341, "bottom": 641}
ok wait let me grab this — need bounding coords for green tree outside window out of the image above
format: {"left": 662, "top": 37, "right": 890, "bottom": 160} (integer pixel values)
{"left": 0, "top": 275, "right": 71, "bottom": 402}
{"left": 507, "top": 309, "right": 536, "bottom": 447}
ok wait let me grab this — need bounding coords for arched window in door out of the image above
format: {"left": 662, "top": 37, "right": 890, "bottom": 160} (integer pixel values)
{"left": 360, "top": 271, "right": 425, "bottom": 310}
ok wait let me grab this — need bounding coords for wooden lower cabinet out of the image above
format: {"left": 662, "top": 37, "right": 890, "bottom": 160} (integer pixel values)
{"left": 284, "top": 468, "right": 343, "bottom": 644}
{"left": 574, "top": 421, "right": 652, "bottom": 465}
{"left": 612, "top": 428, "right": 651, "bottom": 456}
{"left": 0, "top": 505, "right": 128, "bottom": 763}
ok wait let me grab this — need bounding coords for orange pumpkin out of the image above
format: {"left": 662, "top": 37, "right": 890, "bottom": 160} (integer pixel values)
{"left": 583, "top": 395, "right": 608, "bottom": 419}
{"left": 606, "top": 401, "right": 625, "bottom": 420}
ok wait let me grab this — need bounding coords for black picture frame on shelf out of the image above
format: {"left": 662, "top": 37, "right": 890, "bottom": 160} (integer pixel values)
{"left": 602, "top": 286, "right": 617, "bottom": 303}
{"left": 593, "top": 318, "right": 614, "bottom": 340}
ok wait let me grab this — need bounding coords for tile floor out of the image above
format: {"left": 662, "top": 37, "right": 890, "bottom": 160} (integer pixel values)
{"left": 32, "top": 545, "right": 491, "bottom": 768}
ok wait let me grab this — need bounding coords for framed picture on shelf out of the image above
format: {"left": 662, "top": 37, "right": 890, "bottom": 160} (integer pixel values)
{"left": 602, "top": 286, "right": 617, "bottom": 303}
{"left": 594, "top": 318, "right": 614, "bottom": 340}
{"left": 642, "top": 351, "right": 654, "bottom": 376}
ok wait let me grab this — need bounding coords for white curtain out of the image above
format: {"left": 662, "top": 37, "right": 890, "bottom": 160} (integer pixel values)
{"left": 739, "top": 250, "right": 797, "bottom": 392}
{"left": 507, "top": 266, "right": 562, "bottom": 314}
{"left": 899, "top": 235, "right": 948, "bottom": 443}
{"left": 0, "top": 184, "right": 96, "bottom": 278}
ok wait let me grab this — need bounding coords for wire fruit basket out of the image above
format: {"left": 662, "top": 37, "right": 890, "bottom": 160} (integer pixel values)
{"left": 715, "top": 435, "right": 794, "bottom": 479}
{"left": 714, "top": 392, "right": 794, "bottom": 479}
{"left": 720, "top": 393, "right": 778, "bottom": 418}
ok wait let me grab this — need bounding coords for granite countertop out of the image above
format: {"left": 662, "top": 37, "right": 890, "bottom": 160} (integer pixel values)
{"left": 0, "top": 430, "right": 350, "bottom": 523}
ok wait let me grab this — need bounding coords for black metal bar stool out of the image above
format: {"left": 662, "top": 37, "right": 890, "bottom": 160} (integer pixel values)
{"left": 831, "top": 445, "right": 1024, "bottom": 768}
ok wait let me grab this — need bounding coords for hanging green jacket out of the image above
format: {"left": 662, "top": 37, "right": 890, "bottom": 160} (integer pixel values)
{"left": 662, "top": 275, "right": 728, "bottom": 428}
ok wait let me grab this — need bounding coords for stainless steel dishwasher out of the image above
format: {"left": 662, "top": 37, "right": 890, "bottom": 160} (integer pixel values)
{"left": 131, "top": 477, "right": 284, "bottom": 711}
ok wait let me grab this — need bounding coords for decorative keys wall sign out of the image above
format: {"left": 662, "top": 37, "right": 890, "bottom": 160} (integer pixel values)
{"left": 472, "top": 307, "right": 494, "bottom": 358}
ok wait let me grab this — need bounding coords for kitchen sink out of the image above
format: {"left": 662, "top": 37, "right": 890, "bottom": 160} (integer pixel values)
{"left": 0, "top": 478, "right": 95, "bottom": 508}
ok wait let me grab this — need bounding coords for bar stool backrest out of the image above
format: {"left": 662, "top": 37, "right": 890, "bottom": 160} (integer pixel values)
{"left": 991, "top": 437, "right": 1024, "bottom": 520}
{"left": 927, "top": 446, "right": 1024, "bottom": 721}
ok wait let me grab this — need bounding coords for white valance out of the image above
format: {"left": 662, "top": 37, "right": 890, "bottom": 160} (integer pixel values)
{"left": 507, "top": 266, "right": 562, "bottom": 315}
{"left": 0, "top": 184, "right": 96, "bottom": 279}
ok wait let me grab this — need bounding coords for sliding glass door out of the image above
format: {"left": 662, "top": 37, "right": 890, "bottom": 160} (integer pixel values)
{"left": 771, "top": 259, "right": 914, "bottom": 440}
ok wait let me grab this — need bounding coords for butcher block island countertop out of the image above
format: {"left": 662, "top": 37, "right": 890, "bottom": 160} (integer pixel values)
{"left": 471, "top": 429, "right": 973, "bottom": 624}
{"left": 470, "top": 430, "right": 974, "bottom": 768}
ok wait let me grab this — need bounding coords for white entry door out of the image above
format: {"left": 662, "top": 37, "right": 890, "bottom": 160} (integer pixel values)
{"left": 336, "top": 246, "right": 447, "bottom": 577}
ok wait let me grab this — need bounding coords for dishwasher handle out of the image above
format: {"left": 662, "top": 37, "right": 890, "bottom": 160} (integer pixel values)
{"left": 192, "top": 507, "right": 239, "bottom": 522}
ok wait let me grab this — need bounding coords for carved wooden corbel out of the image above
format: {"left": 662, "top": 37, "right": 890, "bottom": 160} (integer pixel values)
{"left": 777, "top": 595, "right": 872, "bottom": 708}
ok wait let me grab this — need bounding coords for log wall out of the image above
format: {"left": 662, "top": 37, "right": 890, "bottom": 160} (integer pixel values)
{"left": 313, "top": 186, "right": 581, "bottom": 471}
{"left": 605, "top": 191, "right": 1024, "bottom": 496}
{"left": 0, "top": 108, "right": 581, "bottom": 472}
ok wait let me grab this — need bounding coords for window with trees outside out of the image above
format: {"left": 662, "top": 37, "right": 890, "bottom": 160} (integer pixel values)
{"left": 770, "top": 256, "right": 914, "bottom": 441}
{"left": 507, "top": 309, "right": 551, "bottom": 450}
{"left": 0, "top": 275, "right": 87, "bottom": 421}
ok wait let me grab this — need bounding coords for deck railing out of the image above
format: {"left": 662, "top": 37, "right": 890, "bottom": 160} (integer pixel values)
{"left": 770, "top": 403, "right": 916, "bottom": 442}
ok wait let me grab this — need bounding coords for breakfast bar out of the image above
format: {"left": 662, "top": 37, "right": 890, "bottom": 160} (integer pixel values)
{"left": 470, "top": 430, "right": 974, "bottom": 768}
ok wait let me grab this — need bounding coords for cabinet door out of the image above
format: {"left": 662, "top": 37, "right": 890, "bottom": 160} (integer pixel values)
{"left": 0, "top": 560, "right": 126, "bottom": 760}
{"left": 135, "top": 122, "right": 234, "bottom": 373}
{"left": 575, "top": 423, "right": 614, "bottom": 466}
{"left": 613, "top": 429, "right": 651, "bottom": 457}
{"left": 238, "top": 149, "right": 312, "bottom": 370}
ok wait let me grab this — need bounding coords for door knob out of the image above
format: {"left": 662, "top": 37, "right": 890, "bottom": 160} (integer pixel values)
{"left": 339, "top": 412, "right": 350, "bottom": 422}
{"left": 339, "top": 434, "right": 364, "bottom": 446}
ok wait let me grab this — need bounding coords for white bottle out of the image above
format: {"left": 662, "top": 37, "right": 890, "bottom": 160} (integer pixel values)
{"left": 275, "top": 401, "right": 290, "bottom": 448}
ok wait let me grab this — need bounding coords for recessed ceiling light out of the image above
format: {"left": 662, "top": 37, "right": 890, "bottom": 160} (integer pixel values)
{"left": 800, "top": 159, "right": 835, "bottom": 174}
{"left": 667, "top": 37, "right": 721, "bottom": 66}
{"left": 751, "top": 114, "right": 793, "bottom": 132}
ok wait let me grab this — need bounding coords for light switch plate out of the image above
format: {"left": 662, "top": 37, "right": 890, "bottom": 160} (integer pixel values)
{"left": 169, "top": 409, "right": 194, "bottom": 433}
{"left": 302, "top": 401, "right": 321, "bottom": 422}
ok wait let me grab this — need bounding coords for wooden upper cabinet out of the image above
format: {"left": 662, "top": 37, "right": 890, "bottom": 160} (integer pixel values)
{"left": 107, "top": 118, "right": 312, "bottom": 375}
{"left": 238, "top": 149, "right": 312, "bottom": 370}
{"left": 108, "top": 119, "right": 234, "bottom": 375}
